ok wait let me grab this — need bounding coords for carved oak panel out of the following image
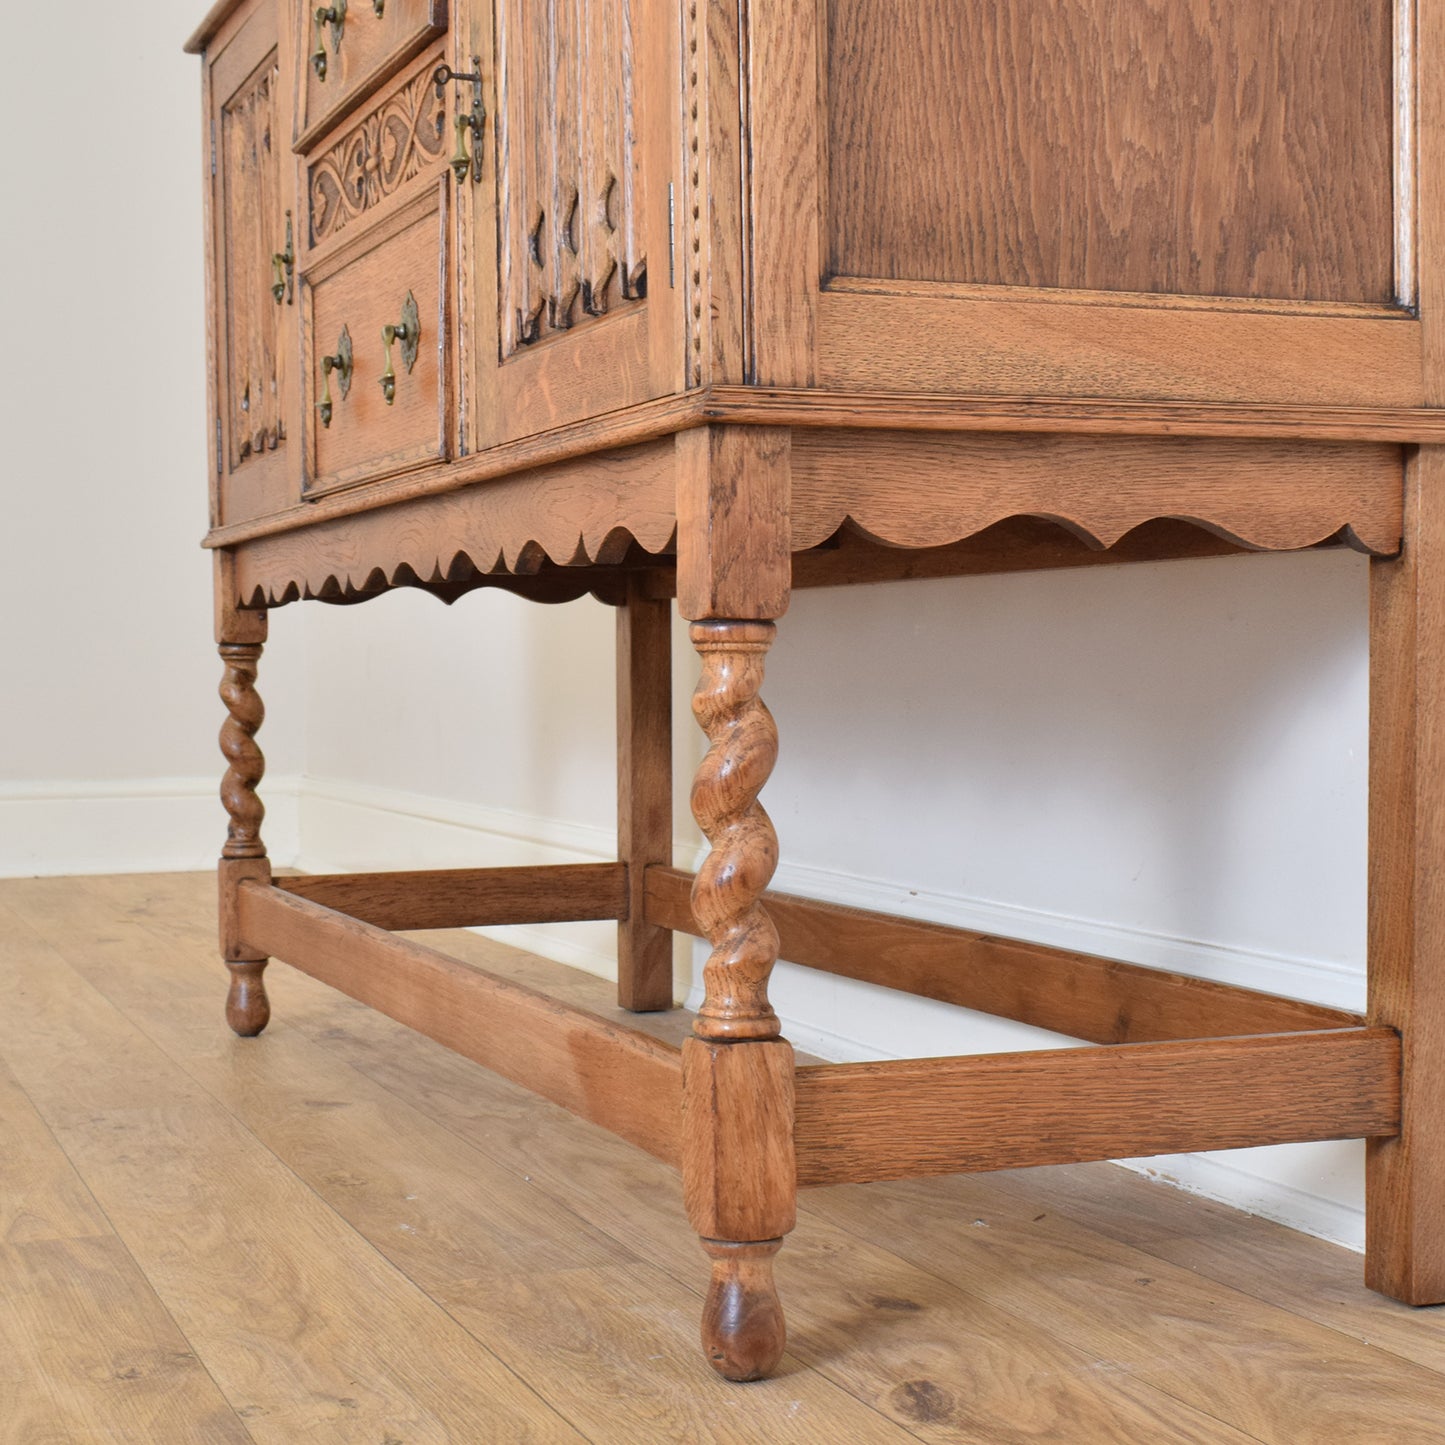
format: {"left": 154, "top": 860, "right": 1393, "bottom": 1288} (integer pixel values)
{"left": 220, "top": 54, "right": 288, "bottom": 471}
{"left": 494, "top": 0, "right": 647, "bottom": 356}
{"left": 308, "top": 54, "right": 449, "bottom": 245}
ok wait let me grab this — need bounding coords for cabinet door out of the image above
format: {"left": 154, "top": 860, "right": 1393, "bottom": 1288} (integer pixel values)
{"left": 748, "top": 0, "right": 1426, "bottom": 410}
{"left": 457, "top": 0, "right": 680, "bottom": 451}
{"left": 208, "top": 1, "right": 298, "bottom": 527}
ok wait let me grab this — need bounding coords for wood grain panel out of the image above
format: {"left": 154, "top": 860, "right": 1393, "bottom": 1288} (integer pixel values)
{"left": 826, "top": 0, "right": 1396, "bottom": 303}
{"left": 209, "top": 4, "right": 298, "bottom": 538}
{"left": 794, "top": 1029, "right": 1402, "bottom": 1187}
{"left": 307, "top": 49, "right": 448, "bottom": 245}
{"left": 816, "top": 291, "right": 1425, "bottom": 406}
{"left": 220, "top": 51, "right": 287, "bottom": 472}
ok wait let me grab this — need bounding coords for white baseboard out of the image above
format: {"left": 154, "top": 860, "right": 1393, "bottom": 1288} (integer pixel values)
{"left": 1116, "top": 1148, "right": 1365, "bottom": 1253}
{"left": 0, "top": 776, "right": 301, "bottom": 878}
{"left": 296, "top": 777, "right": 639, "bottom": 980}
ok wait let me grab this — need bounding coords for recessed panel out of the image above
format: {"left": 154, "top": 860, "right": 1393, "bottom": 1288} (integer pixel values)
{"left": 825, "top": 0, "right": 1396, "bottom": 303}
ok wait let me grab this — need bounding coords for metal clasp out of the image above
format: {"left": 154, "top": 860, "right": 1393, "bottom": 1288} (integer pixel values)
{"left": 271, "top": 211, "right": 295, "bottom": 305}
{"left": 433, "top": 57, "right": 486, "bottom": 185}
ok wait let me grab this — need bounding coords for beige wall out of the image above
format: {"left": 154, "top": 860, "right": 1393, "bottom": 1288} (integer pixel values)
{"left": 0, "top": 0, "right": 306, "bottom": 869}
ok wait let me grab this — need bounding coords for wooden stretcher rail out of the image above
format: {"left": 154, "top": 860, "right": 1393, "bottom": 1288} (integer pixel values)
{"left": 236, "top": 881, "right": 682, "bottom": 1162}
{"left": 275, "top": 863, "right": 629, "bottom": 931}
{"left": 645, "top": 866, "right": 1360, "bottom": 1045}
{"left": 792, "top": 1028, "right": 1402, "bottom": 1187}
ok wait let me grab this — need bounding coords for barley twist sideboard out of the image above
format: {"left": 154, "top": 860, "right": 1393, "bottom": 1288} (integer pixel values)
{"left": 189, "top": 0, "right": 1445, "bottom": 1381}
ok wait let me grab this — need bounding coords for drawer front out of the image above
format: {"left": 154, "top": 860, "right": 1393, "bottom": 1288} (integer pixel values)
{"left": 303, "top": 184, "right": 450, "bottom": 495}
{"left": 296, "top": 0, "right": 447, "bottom": 151}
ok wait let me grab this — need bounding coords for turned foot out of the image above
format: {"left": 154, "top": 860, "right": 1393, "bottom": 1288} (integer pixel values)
{"left": 700, "top": 1239, "right": 786, "bottom": 1381}
{"left": 225, "top": 959, "right": 271, "bottom": 1036}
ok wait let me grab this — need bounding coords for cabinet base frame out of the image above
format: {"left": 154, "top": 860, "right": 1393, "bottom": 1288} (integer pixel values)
{"left": 229, "top": 869, "right": 1402, "bottom": 1192}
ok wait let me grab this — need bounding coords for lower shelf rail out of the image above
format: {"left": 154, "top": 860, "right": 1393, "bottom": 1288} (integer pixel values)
{"left": 236, "top": 880, "right": 683, "bottom": 1163}
{"left": 793, "top": 1028, "right": 1402, "bottom": 1187}
{"left": 236, "top": 877, "right": 1402, "bottom": 1199}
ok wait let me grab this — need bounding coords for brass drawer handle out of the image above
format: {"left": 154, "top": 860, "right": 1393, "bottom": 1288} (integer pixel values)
{"left": 311, "top": 0, "right": 347, "bottom": 81}
{"left": 373, "top": 0, "right": 385, "bottom": 12}
{"left": 318, "top": 325, "right": 353, "bottom": 428}
{"left": 380, "top": 292, "right": 420, "bottom": 405}
{"left": 270, "top": 212, "right": 294, "bottom": 305}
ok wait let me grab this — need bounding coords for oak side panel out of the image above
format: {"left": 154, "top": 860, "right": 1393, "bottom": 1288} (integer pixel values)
{"left": 815, "top": 292, "right": 1425, "bottom": 407}
{"left": 825, "top": 0, "right": 1395, "bottom": 303}
{"left": 208, "top": 1, "right": 298, "bottom": 528}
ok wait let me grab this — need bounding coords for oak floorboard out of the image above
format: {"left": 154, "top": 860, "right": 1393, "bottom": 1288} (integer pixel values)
{"left": 803, "top": 1174, "right": 1445, "bottom": 1443}
{"left": 0, "top": 1047, "right": 252, "bottom": 1444}
{"left": 67, "top": 873, "right": 1248, "bottom": 1441}
{"left": 225, "top": 922, "right": 1264, "bottom": 1440}
{"left": 7, "top": 872, "right": 1445, "bottom": 1441}
{"left": 983, "top": 1161, "right": 1445, "bottom": 1376}
{"left": 0, "top": 1054, "right": 112, "bottom": 1247}
{"left": 0, "top": 1235, "right": 254, "bottom": 1445}
{"left": 0, "top": 896, "right": 583, "bottom": 1444}
{"left": 31, "top": 875, "right": 915, "bottom": 1445}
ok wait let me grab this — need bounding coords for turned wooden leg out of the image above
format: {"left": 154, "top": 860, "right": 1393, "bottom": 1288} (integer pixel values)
{"left": 1366, "top": 447, "right": 1445, "bottom": 1304}
{"left": 616, "top": 574, "right": 674, "bottom": 1011}
{"left": 216, "top": 560, "right": 272, "bottom": 1038}
{"left": 682, "top": 620, "right": 796, "bottom": 1381}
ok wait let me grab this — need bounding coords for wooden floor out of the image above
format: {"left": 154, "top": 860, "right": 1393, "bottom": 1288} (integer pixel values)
{"left": 2, "top": 876, "right": 1444, "bottom": 1443}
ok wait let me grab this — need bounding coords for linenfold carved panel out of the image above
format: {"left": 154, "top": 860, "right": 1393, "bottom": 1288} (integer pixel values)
{"left": 495, "top": 0, "right": 647, "bottom": 355}
{"left": 221, "top": 58, "right": 286, "bottom": 469}
{"left": 308, "top": 61, "right": 448, "bottom": 244}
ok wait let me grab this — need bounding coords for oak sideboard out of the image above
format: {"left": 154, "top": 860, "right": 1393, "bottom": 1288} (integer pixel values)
{"left": 188, "top": 0, "right": 1445, "bottom": 1382}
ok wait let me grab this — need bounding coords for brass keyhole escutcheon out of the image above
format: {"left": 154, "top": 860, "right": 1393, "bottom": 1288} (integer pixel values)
{"left": 380, "top": 292, "right": 420, "bottom": 405}
{"left": 312, "top": 0, "right": 347, "bottom": 80}
{"left": 318, "top": 324, "right": 353, "bottom": 429}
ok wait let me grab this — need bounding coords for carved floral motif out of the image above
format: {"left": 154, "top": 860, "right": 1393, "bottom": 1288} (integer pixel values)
{"left": 309, "top": 63, "right": 448, "bottom": 244}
